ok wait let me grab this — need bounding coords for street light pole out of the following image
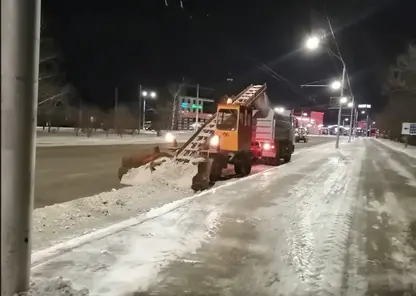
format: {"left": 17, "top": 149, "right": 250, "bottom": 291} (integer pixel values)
{"left": 138, "top": 84, "right": 142, "bottom": 134}
{"left": 335, "top": 65, "right": 346, "bottom": 149}
{"left": 348, "top": 98, "right": 354, "bottom": 142}
{"left": 1, "top": 0, "right": 41, "bottom": 294}
{"left": 195, "top": 84, "right": 200, "bottom": 130}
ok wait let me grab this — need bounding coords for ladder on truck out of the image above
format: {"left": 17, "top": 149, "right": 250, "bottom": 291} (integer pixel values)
{"left": 176, "top": 84, "right": 267, "bottom": 161}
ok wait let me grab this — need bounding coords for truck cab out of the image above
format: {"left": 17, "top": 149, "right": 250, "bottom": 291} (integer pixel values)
{"left": 205, "top": 102, "right": 253, "bottom": 180}
{"left": 214, "top": 103, "right": 252, "bottom": 153}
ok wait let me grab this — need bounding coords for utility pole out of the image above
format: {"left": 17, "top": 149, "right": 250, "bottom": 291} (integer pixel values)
{"left": 1, "top": 0, "right": 41, "bottom": 294}
{"left": 76, "top": 98, "right": 82, "bottom": 136}
{"left": 195, "top": 84, "right": 200, "bottom": 130}
{"left": 114, "top": 87, "right": 118, "bottom": 131}
{"left": 348, "top": 97, "right": 354, "bottom": 142}
{"left": 138, "top": 84, "right": 142, "bottom": 134}
{"left": 335, "top": 65, "right": 346, "bottom": 149}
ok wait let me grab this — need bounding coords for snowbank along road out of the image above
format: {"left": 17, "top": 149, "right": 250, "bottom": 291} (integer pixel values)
{"left": 32, "top": 136, "right": 334, "bottom": 251}
{"left": 35, "top": 136, "right": 333, "bottom": 208}
{"left": 29, "top": 138, "right": 416, "bottom": 296}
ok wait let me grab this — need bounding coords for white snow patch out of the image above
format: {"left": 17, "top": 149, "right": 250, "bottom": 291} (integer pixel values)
{"left": 15, "top": 277, "right": 89, "bottom": 296}
{"left": 120, "top": 157, "right": 199, "bottom": 189}
{"left": 374, "top": 138, "right": 416, "bottom": 159}
{"left": 32, "top": 161, "right": 197, "bottom": 250}
{"left": 372, "top": 143, "right": 416, "bottom": 187}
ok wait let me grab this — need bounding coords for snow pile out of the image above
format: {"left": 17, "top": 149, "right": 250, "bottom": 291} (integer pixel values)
{"left": 15, "top": 277, "right": 89, "bottom": 296}
{"left": 120, "top": 157, "right": 200, "bottom": 189}
{"left": 32, "top": 159, "right": 200, "bottom": 250}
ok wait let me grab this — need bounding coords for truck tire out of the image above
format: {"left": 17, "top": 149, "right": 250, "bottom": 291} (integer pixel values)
{"left": 283, "top": 154, "right": 292, "bottom": 163}
{"left": 210, "top": 158, "right": 222, "bottom": 181}
{"left": 234, "top": 152, "right": 251, "bottom": 176}
{"left": 265, "top": 156, "right": 280, "bottom": 166}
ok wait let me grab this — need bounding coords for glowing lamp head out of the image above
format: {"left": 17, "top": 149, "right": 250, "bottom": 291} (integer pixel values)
{"left": 210, "top": 135, "right": 219, "bottom": 147}
{"left": 331, "top": 81, "right": 341, "bottom": 90}
{"left": 226, "top": 98, "right": 233, "bottom": 104}
{"left": 165, "top": 132, "right": 176, "bottom": 143}
{"left": 305, "top": 36, "right": 320, "bottom": 50}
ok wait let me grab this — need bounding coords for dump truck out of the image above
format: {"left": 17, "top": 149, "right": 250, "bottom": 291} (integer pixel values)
{"left": 251, "top": 108, "right": 295, "bottom": 165}
{"left": 166, "top": 84, "right": 295, "bottom": 191}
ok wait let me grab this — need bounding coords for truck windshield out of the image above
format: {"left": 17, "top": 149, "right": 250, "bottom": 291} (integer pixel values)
{"left": 217, "top": 109, "right": 238, "bottom": 131}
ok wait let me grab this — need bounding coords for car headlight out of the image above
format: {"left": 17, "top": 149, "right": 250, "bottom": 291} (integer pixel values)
{"left": 210, "top": 135, "right": 219, "bottom": 147}
{"left": 165, "top": 132, "right": 176, "bottom": 143}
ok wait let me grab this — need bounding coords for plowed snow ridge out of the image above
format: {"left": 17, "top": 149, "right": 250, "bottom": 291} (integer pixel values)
{"left": 15, "top": 277, "right": 89, "bottom": 296}
{"left": 120, "top": 157, "right": 200, "bottom": 188}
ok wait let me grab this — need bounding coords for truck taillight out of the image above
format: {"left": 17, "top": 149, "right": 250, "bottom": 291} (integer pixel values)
{"left": 263, "top": 143, "right": 275, "bottom": 150}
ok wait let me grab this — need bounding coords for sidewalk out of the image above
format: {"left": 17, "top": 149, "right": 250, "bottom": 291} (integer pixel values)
{"left": 374, "top": 138, "right": 416, "bottom": 159}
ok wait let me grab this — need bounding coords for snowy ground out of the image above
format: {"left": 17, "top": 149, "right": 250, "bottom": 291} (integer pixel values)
{"left": 31, "top": 138, "right": 331, "bottom": 250}
{"left": 28, "top": 138, "right": 416, "bottom": 295}
{"left": 374, "top": 138, "right": 416, "bottom": 159}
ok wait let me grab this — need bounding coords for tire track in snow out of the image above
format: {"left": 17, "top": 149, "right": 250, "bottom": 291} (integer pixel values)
{"left": 357, "top": 140, "right": 416, "bottom": 294}
{"left": 279, "top": 144, "right": 363, "bottom": 295}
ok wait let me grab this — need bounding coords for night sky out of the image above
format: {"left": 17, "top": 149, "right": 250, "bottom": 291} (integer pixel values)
{"left": 43, "top": 0, "right": 415, "bottom": 119}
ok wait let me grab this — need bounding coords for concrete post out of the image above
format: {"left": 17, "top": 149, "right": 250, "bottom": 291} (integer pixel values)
{"left": 1, "top": 0, "right": 41, "bottom": 294}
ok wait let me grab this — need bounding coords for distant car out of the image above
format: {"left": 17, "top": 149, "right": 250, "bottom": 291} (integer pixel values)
{"left": 294, "top": 127, "right": 309, "bottom": 143}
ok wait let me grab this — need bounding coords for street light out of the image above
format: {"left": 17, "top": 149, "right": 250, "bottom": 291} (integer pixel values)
{"left": 141, "top": 89, "right": 157, "bottom": 130}
{"left": 358, "top": 104, "right": 372, "bottom": 137}
{"left": 305, "top": 36, "right": 320, "bottom": 50}
{"left": 304, "top": 35, "right": 347, "bottom": 148}
{"left": 340, "top": 97, "right": 348, "bottom": 104}
{"left": 331, "top": 81, "right": 342, "bottom": 90}
{"left": 347, "top": 102, "right": 353, "bottom": 108}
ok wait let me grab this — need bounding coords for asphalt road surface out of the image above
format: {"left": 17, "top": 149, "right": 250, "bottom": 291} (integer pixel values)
{"left": 35, "top": 136, "right": 335, "bottom": 208}
{"left": 32, "top": 138, "right": 416, "bottom": 295}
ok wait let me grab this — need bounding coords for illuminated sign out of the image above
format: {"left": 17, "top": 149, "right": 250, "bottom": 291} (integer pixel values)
{"left": 181, "top": 103, "right": 202, "bottom": 109}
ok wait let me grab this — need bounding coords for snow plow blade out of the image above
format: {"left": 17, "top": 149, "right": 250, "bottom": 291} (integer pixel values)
{"left": 118, "top": 146, "right": 174, "bottom": 180}
{"left": 191, "top": 158, "right": 213, "bottom": 192}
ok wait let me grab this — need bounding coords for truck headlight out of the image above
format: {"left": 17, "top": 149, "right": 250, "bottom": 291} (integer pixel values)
{"left": 165, "top": 132, "right": 176, "bottom": 143}
{"left": 210, "top": 135, "right": 219, "bottom": 147}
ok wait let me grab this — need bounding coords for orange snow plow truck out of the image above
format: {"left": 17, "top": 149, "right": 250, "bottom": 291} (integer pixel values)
{"left": 169, "top": 84, "right": 295, "bottom": 191}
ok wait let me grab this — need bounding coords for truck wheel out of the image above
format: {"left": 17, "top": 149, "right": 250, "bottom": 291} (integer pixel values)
{"left": 283, "top": 154, "right": 292, "bottom": 163}
{"left": 240, "top": 155, "right": 252, "bottom": 176}
{"left": 265, "top": 157, "right": 280, "bottom": 166}
{"left": 234, "top": 153, "right": 251, "bottom": 176}
{"left": 210, "top": 158, "right": 222, "bottom": 181}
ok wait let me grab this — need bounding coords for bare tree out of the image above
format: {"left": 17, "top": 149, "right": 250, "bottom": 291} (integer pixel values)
{"left": 377, "top": 45, "right": 416, "bottom": 142}
{"left": 168, "top": 81, "right": 186, "bottom": 130}
{"left": 115, "top": 105, "right": 137, "bottom": 137}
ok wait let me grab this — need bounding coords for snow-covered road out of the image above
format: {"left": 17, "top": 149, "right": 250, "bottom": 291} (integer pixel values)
{"left": 29, "top": 139, "right": 416, "bottom": 296}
